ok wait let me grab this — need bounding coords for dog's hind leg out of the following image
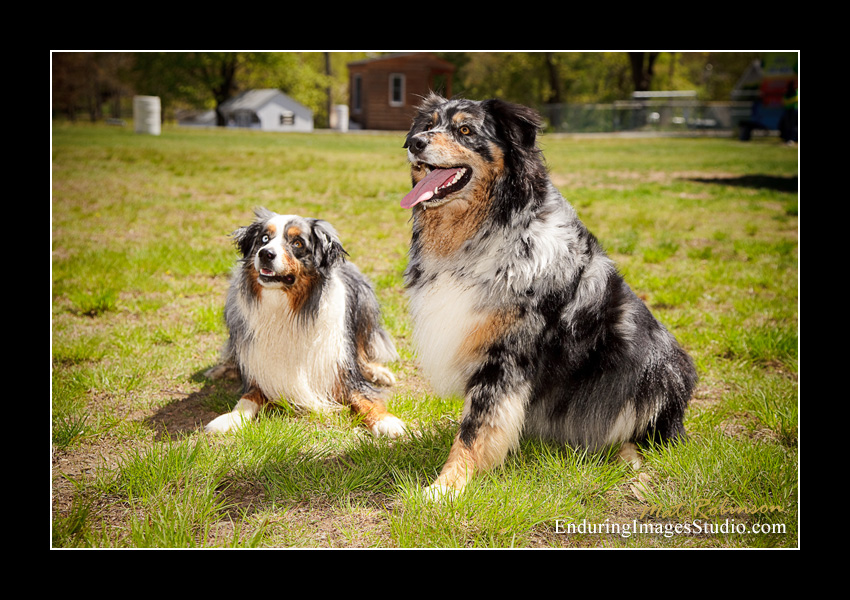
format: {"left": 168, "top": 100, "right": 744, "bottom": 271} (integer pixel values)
{"left": 357, "top": 328, "right": 398, "bottom": 386}
{"left": 359, "top": 361, "right": 396, "bottom": 386}
{"left": 204, "top": 386, "right": 267, "bottom": 434}
{"left": 348, "top": 391, "right": 406, "bottom": 439}
{"left": 617, "top": 442, "right": 643, "bottom": 470}
{"left": 204, "top": 361, "right": 240, "bottom": 381}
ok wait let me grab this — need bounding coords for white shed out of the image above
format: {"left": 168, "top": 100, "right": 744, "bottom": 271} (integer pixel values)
{"left": 220, "top": 89, "right": 314, "bottom": 132}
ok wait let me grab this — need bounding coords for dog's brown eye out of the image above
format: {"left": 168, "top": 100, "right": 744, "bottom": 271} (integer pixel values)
{"left": 459, "top": 125, "right": 471, "bottom": 135}
{"left": 292, "top": 239, "right": 304, "bottom": 249}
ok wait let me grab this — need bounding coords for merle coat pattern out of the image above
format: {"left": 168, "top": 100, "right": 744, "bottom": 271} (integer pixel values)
{"left": 401, "top": 94, "right": 697, "bottom": 497}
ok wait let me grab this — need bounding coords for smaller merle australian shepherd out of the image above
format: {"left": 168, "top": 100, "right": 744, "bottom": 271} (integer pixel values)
{"left": 402, "top": 94, "right": 697, "bottom": 498}
{"left": 204, "top": 208, "right": 405, "bottom": 438}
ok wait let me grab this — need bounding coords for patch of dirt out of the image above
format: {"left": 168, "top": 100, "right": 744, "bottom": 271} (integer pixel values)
{"left": 145, "top": 384, "right": 237, "bottom": 441}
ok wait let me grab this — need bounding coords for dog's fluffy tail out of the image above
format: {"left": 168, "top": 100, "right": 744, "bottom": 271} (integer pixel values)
{"left": 368, "top": 327, "right": 399, "bottom": 365}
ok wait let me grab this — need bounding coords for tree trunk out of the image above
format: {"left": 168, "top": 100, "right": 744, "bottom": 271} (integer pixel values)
{"left": 212, "top": 54, "right": 239, "bottom": 126}
{"left": 544, "top": 52, "right": 563, "bottom": 104}
{"left": 628, "top": 52, "right": 659, "bottom": 92}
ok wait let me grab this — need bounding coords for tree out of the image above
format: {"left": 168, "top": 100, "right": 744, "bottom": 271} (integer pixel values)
{"left": 628, "top": 52, "right": 660, "bottom": 92}
{"left": 452, "top": 52, "right": 636, "bottom": 106}
{"left": 454, "top": 53, "right": 556, "bottom": 107}
{"left": 52, "top": 52, "right": 134, "bottom": 121}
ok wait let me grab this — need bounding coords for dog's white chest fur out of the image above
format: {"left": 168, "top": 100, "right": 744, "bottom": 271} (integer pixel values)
{"left": 408, "top": 271, "right": 486, "bottom": 397}
{"left": 237, "top": 277, "right": 347, "bottom": 412}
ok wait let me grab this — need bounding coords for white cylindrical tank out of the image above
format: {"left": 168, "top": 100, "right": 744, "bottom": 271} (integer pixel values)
{"left": 334, "top": 104, "right": 349, "bottom": 132}
{"left": 133, "top": 96, "right": 161, "bottom": 135}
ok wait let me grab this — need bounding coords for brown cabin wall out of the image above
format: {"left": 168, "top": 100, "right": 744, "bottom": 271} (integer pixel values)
{"left": 349, "top": 55, "right": 453, "bottom": 130}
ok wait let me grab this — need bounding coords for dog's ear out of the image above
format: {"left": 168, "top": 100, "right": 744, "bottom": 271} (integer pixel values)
{"left": 483, "top": 99, "right": 543, "bottom": 152}
{"left": 309, "top": 219, "right": 348, "bottom": 274}
{"left": 231, "top": 222, "right": 262, "bottom": 258}
{"left": 483, "top": 99, "right": 546, "bottom": 185}
{"left": 253, "top": 206, "right": 275, "bottom": 222}
{"left": 231, "top": 207, "right": 273, "bottom": 258}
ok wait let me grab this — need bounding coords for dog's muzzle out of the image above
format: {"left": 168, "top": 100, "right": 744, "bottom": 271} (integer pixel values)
{"left": 402, "top": 130, "right": 473, "bottom": 209}
{"left": 257, "top": 247, "right": 296, "bottom": 285}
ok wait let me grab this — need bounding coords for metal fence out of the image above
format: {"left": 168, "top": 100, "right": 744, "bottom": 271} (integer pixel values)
{"left": 541, "top": 100, "right": 754, "bottom": 135}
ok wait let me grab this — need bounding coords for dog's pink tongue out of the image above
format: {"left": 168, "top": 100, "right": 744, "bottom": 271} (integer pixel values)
{"left": 401, "top": 167, "right": 462, "bottom": 209}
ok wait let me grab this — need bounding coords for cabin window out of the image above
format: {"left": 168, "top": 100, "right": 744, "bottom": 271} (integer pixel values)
{"left": 389, "top": 73, "right": 405, "bottom": 107}
{"left": 352, "top": 74, "right": 363, "bottom": 113}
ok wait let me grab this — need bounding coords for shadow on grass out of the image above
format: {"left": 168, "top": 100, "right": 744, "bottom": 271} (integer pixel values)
{"left": 685, "top": 174, "right": 798, "bottom": 193}
{"left": 145, "top": 368, "right": 241, "bottom": 441}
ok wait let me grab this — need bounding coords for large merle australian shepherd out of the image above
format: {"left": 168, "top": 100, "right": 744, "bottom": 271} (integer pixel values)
{"left": 204, "top": 208, "right": 405, "bottom": 438}
{"left": 401, "top": 94, "right": 697, "bottom": 499}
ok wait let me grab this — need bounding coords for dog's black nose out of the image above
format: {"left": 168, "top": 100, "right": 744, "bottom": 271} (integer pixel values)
{"left": 259, "top": 248, "right": 276, "bottom": 262}
{"left": 407, "top": 134, "right": 429, "bottom": 155}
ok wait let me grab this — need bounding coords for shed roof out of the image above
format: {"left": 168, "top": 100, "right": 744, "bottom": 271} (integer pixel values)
{"left": 221, "top": 89, "right": 310, "bottom": 113}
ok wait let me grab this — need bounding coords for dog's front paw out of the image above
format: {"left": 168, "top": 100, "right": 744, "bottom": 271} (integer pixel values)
{"left": 204, "top": 398, "right": 260, "bottom": 434}
{"left": 422, "top": 483, "right": 460, "bottom": 502}
{"left": 204, "top": 412, "right": 245, "bottom": 434}
{"left": 370, "top": 415, "right": 406, "bottom": 439}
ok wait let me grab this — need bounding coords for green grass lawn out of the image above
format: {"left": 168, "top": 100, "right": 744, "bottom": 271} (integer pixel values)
{"left": 51, "top": 122, "right": 799, "bottom": 548}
